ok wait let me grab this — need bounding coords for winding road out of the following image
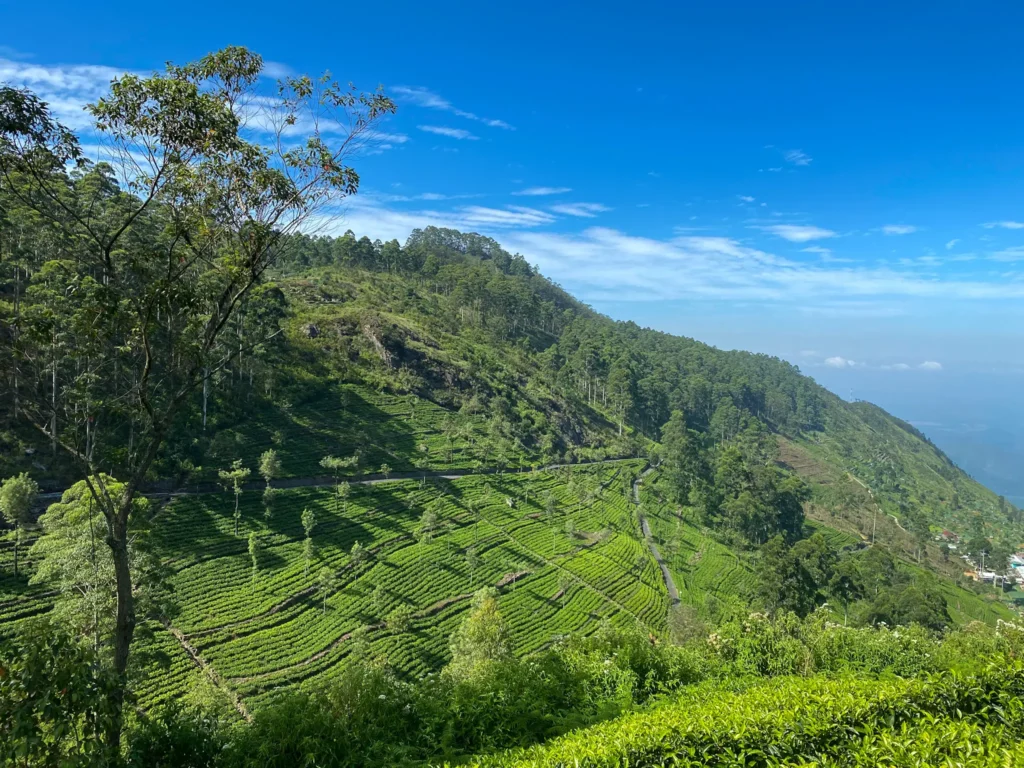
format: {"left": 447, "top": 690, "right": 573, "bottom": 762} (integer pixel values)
{"left": 633, "top": 466, "right": 681, "bottom": 609}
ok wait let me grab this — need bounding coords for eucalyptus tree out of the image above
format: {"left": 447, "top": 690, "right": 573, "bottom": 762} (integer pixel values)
{"left": 259, "top": 449, "right": 281, "bottom": 519}
{"left": 465, "top": 545, "right": 480, "bottom": 588}
{"left": 218, "top": 460, "right": 251, "bottom": 536}
{"left": 0, "top": 472, "right": 38, "bottom": 576}
{"left": 318, "top": 566, "right": 337, "bottom": 615}
{"left": 301, "top": 507, "right": 317, "bottom": 577}
{"left": 350, "top": 539, "right": 367, "bottom": 568}
{"left": 248, "top": 532, "right": 263, "bottom": 592}
{"left": 0, "top": 47, "right": 394, "bottom": 747}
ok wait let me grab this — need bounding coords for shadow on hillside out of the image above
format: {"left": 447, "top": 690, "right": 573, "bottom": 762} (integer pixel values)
{"left": 204, "top": 386, "right": 428, "bottom": 481}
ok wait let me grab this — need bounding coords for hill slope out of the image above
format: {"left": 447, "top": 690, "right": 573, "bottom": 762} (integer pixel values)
{"left": 1, "top": 225, "right": 1019, "bottom": 719}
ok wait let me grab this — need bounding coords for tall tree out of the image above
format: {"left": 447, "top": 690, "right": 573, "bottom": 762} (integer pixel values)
{"left": 218, "top": 460, "right": 251, "bottom": 537}
{"left": 259, "top": 449, "right": 281, "bottom": 520}
{"left": 0, "top": 49, "right": 394, "bottom": 747}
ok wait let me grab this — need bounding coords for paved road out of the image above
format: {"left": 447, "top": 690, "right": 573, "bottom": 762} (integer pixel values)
{"left": 37, "top": 457, "right": 641, "bottom": 502}
{"left": 633, "top": 466, "right": 681, "bottom": 607}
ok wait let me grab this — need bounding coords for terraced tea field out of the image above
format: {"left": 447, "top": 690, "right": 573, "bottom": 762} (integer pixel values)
{"left": 93, "top": 459, "right": 659, "bottom": 712}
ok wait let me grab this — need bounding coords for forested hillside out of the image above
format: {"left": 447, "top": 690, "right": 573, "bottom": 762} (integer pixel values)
{"left": 3, "top": 49, "right": 1023, "bottom": 767}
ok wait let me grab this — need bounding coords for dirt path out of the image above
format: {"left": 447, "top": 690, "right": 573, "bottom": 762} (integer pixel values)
{"left": 633, "top": 466, "right": 681, "bottom": 609}
{"left": 847, "top": 471, "right": 907, "bottom": 534}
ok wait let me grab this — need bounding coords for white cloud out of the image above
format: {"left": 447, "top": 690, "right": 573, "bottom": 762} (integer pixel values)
{"left": 880, "top": 362, "right": 913, "bottom": 371}
{"left": 391, "top": 85, "right": 514, "bottom": 130}
{"left": 417, "top": 125, "right": 479, "bottom": 140}
{"left": 738, "top": 195, "right": 755, "bottom": 203}
{"left": 825, "top": 356, "right": 855, "bottom": 368}
{"left": 261, "top": 61, "right": 295, "bottom": 80}
{"left": 982, "top": 221, "right": 1024, "bottom": 229}
{"left": 946, "top": 239, "right": 960, "bottom": 250}
{"left": 513, "top": 186, "right": 572, "bottom": 196}
{"left": 919, "top": 361, "right": 943, "bottom": 371}
{"left": 990, "top": 246, "right": 1024, "bottom": 262}
{"left": 761, "top": 224, "right": 837, "bottom": 242}
{"left": 784, "top": 149, "right": 812, "bottom": 166}
{"left": 882, "top": 224, "right": 917, "bottom": 235}
{"left": 801, "top": 245, "right": 832, "bottom": 254}
{"left": 550, "top": 202, "right": 611, "bottom": 218}
{"left": 0, "top": 57, "right": 132, "bottom": 130}
{"left": 312, "top": 198, "right": 1024, "bottom": 305}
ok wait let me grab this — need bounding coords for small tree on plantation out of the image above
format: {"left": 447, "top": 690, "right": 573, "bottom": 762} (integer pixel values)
{"left": 259, "top": 449, "right": 281, "bottom": 490}
{"left": 0, "top": 473, "right": 38, "bottom": 576}
{"left": 337, "top": 481, "right": 352, "bottom": 515}
{"left": 218, "top": 460, "right": 251, "bottom": 537}
{"left": 557, "top": 570, "right": 572, "bottom": 606}
{"left": 446, "top": 586, "right": 512, "bottom": 679}
{"left": 248, "top": 532, "right": 263, "bottom": 592}
{"left": 379, "top": 463, "right": 391, "bottom": 480}
{"left": 303, "top": 538, "right": 315, "bottom": 579}
{"left": 350, "top": 540, "right": 368, "bottom": 568}
{"left": 320, "top": 454, "right": 359, "bottom": 511}
{"left": 259, "top": 449, "right": 281, "bottom": 520}
{"left": 318, "top": 566, "right": 337, "bottom": 614}
{"left": 371, "top": 583, "right": 388, "bottom": 619}
{"left": 388, "top": 604, "right": 413, "bottom": 633}
{"left": 301, "top": 507, "right": 317, "bottom": 577}
{"left": 465, "top": 545, "right": 480, "bottom": 588}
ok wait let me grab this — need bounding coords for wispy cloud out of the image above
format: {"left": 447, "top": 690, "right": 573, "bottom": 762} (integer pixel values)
{"left": 784, "top": 149, "right": 812, "bottom": 166}
{"left": 261, "top": 61, "right": 295, "bottom": 80}
{"left": 550, "top": 202, "right": 611, "bottom": 218}
{"left": 512, "top": 186, "right": 572, "bottom": 196}
{"left": 417, "top": 125, "right": 479, "bottom": 140}
{"left": 314, "top": 199, "right": 1024, "bottom": 306}
{"left": 982, "top": 221, "right": 1024, "bottom": 229}
{"left": 392, "top": 85, "right": 514, "bottom": 130}
{"left": 919, "top": 361, "right": 943, "bottom": 371}
{"left": 989, "top": 246, "right": 1024, "bottom": 262}
{"left": 738, "top": 195, "right": 755, "bottom": 203}
{"left": 825, "top": 356, "right": 856, "bottom": 368}
{"left": 882, "top": 224, "right": 917, "bottom": 235}
{"left": 946, "top": 239, "right": 960, "bottom": 250}
{"left": 0, "top": 56, "right": 131, "bottom": 130}
{"left": 761, "top": 224, "right": 837, "bottom": 242}
{"left": 371, "top": 191, "right": 481, "bottom": 203}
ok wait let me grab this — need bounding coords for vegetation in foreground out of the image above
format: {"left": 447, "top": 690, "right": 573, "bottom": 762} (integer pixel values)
{"left": 6, "top": 599, "right": 1024, "bottom": 766}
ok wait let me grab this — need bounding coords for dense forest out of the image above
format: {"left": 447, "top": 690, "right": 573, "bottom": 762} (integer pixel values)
{"left": 3, "top": 47, "right": 1024, "bottom": 767}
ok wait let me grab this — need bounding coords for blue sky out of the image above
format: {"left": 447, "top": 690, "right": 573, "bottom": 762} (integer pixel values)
{"left": 4, "top": 1, "right": 1024, "bottom": 494}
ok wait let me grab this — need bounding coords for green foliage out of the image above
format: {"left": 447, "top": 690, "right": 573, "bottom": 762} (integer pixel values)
{"left": 0, "top": 620, "right": 122, "bottom": 766}
{"left": 475, "top": 666, "right": 1024, "bottom": 767}
{"left": 0, "top": 472, "right": 37, "bottom": 576}
{"left": 446, "top": 587, "right": 513, "bottom": 678}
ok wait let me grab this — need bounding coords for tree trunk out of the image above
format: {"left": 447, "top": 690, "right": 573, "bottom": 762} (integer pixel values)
{"left": 109, "top": 528, "right": 136, "bottom": 751}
